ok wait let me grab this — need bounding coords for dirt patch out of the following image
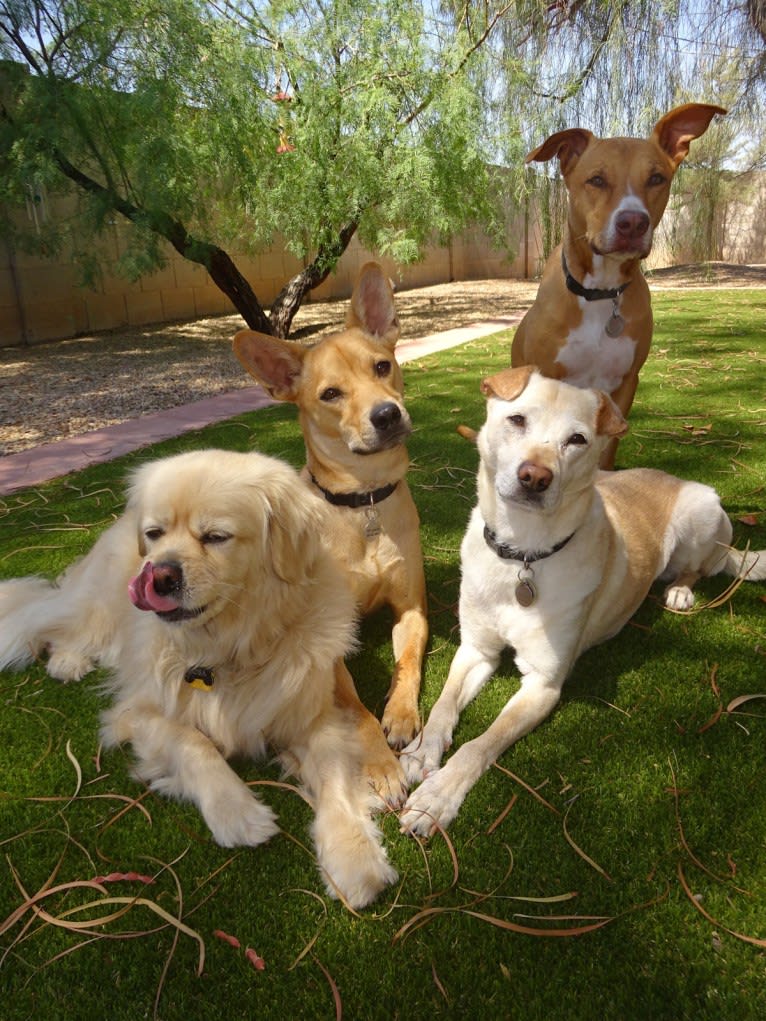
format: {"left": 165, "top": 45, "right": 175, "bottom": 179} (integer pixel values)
{"left": 1, "top": 265, "right": 763, "bottom": 455}
{"left": 646, "top": 261, "right": 766, "bottom": 288}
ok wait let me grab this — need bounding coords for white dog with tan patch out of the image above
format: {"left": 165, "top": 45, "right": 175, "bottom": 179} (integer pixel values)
{"left": 399, "top": 367, "right": 765, "bottom": 836}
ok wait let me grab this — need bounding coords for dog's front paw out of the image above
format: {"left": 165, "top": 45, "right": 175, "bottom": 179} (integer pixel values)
{"left": 203, "top": 787, "right": 279, "bottom": 848}
{"left": 399, "top": 730, "right": 446, "bottom": 786}
{"left": 664, "top": 583, "right": 695, "bottom": 611}
{"left": 381, "top": 702, "right": 420, "bottom": 751}
{"left": 399, "top": 764, "right": 465, "bottom": 838}
{"left": 365, "top": 748, "right": 408, "bottom": 811}
{"left": 46, "top": 647, "right": 96, "bottom": 682}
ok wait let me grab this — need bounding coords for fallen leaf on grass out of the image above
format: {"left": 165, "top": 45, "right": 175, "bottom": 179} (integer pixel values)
{"left": 726, "top": 693, "right": 766, "bottom": 713}
{"left": 562, "top": 799, "right": 612, "bottom": 882}
{"left": 393, "top": 904, "right": 614, "bottom": 943}
{"left": 245, "top": 946, "right": 266, "bottom": 971}
{"left": 677, "top": 864, "right": 766, "bottom": 949}
{"left": 737, "top": 514, "right": 759, "bottom": 526}
{"left": 682, "top": 423, "right": 712, "bottom": 436}
{"left": 93, "top": 871, "right": 155, "bottom": 885}
{"left": 213, "top": 928, "right": 241, "bottom": 948}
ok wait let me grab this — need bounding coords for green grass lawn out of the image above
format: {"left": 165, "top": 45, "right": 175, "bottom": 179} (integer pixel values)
{"left": 1, "top": 289, "right": 765, "bottom": 1020}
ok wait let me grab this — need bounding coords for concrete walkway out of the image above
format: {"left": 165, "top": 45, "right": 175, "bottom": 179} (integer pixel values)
{"left": 0, "top": 316, "right": 521, "bottom": 496}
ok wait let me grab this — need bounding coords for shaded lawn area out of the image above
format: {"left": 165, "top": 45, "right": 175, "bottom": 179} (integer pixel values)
{"left": 0, "top": 289, "right": 765, "bottom": 1020}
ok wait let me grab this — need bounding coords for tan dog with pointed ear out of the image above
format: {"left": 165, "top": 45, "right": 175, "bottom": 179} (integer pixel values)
{"left": 234, "top": 263, "right": 428, "bottom": 773}
{"left": 511, "top": 103, "right": 727, "bottom": 468}
{"left": 399, "top": 366, "right": 766, "bottom": 837}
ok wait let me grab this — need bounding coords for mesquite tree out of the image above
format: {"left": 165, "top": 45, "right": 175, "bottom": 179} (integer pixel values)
{"left": 0, "top": 0, "right": 516, "bottom": 337}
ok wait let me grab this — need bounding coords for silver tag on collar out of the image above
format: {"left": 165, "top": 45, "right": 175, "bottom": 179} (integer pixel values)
{"left": 364, "top": 506, "right": 382, "bottom": 539}
{"left": 605, "top": 299, "right": 625, "bottom": 338}
{"left": 515, "top": 565, "right": 536, "bottom": 607}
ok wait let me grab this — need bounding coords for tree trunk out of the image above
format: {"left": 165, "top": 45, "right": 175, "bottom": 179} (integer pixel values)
{"left": 269, "top": 221, "right": 359, "bottom": 338}
{"left": 53, "top": 151, "right": 274, "bottom": 334}
{"left": 52, "top": 150, "right": 360, "bottom": 339}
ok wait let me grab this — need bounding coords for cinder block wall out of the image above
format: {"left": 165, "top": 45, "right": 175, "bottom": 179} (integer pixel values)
{"left": 0, "top": 202, "right": 538, "bottom": 348}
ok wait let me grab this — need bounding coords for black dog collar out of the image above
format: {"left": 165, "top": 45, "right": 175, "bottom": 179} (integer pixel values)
{"left": 310, "top": 474, "right": 398, "bottom": 509}
{"left": 483, "top": 524, "right": 576, "bottom": 566}
{"left": 562, "top": 252, "right": 631, "bottom": 302}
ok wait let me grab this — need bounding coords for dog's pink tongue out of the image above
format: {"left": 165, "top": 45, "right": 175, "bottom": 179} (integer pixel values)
{"left": 128, "top": 562, "right": 180, "bottom": 613}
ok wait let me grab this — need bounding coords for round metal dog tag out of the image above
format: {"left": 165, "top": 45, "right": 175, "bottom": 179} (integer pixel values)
{"left": 515, "top": 579, "right": 536, "bottom": 607}
{"left": 605, "top": 311, "right": 625, "bottom": 337}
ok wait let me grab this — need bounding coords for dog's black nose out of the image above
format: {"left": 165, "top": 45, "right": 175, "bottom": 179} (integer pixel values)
{"left": 152, "top": 561, "right": 184, "bottom": 596}
{"left": 371, "top": 402, "right": 402, "bottom": 433}
{"left": 518, "top": 461, "right": 553, "bottom": 493}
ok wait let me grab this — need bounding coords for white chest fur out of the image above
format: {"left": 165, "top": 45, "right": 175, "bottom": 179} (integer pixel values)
{"left": 555, "top": 301, "right": 636, "bottom": 393}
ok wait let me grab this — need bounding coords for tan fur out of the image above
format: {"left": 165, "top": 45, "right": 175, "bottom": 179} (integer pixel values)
{"left": 0, "top": 450, "right": 397, "bottom": 908}
{"left": 233, "top": 263, "right": 428, "bottom": 762}
{"left": 511, "top": 103, "right": 726, "bottom": 468}
{"left": 399, "top": 369, "right": 764, "bottom": 836}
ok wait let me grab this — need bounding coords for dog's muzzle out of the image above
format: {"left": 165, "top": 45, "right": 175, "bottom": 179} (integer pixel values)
{"left": 355, "top": 402, "right": 412, "bottom": 453}
{"left": 128, "top": 560, "right": 206, "bottom": 622}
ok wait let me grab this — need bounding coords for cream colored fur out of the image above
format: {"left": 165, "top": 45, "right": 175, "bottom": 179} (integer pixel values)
{"left": 0, "top": 449, "right": 396, "bottom": 908}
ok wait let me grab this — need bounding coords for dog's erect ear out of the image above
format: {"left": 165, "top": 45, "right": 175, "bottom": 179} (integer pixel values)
{"left": 480, "top": 365, "right": 537, "bottom": 402}
{"left": 233, "top": 330, "right": 306, "bottom": 402}
{"left": 595, "top": 392, "right": 629, "bottom": 438}
{"left": 346, "top": 262, "right": 400, "bottom": 349}
{"left": 526, "top": 128, "right": 594, "bottom": 176}
{"left": 651, "top": 103, "right": 727, "bottom": 167}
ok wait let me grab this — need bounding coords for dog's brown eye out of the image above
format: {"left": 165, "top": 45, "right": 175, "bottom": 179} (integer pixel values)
{"left": 320, "top": 387, "right": 342, "bottom": 402}
{"left": 587, "top": 174, "right": 607, "bottom": 188}
{"left": 567, "top": 433, "right": 587, "bottom": 446}
{"left": 507, "top": 414, "right": 526, "bottom": 428}
{"left": 144, "top": 527, "right": 164, "bottom": 542}
{"left": 647, "top": 172, "right": 666, "bottom": 187}
{"left": 201, "top": 532, "right": 231, "bottom": 545}
{"left": 375, "top": 360, "right": 391, "bottom": 378}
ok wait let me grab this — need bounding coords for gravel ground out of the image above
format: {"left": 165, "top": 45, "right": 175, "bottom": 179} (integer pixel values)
{"left": 1, "top": 262, "right": 763, "bottom": 456}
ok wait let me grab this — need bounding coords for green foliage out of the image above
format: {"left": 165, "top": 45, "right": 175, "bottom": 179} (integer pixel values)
{"left": 0, "top": 1, "right": 515, "bottom": 282}
{"left": 1, "top": 289, "right": 765, "bottom": 1019}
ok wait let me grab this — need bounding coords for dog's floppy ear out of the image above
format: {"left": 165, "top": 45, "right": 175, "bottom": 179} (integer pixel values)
{"left": 595, "top": 392, "right": 629, "bottom": 438}
{"left": 262, "top": 482, "right": 327, "bottom": 585}
{"left": 480, "top": 365, "right": 537, "bottom": 402}
{"left": 525, "top": 128, "right": 594, "bottom": 176}
{"left": 346, "top": 262, "right": 400, "bottom": 349}
{"left": 650, "top": 103, "right": 727, "bottom": 167}
{"left": 233, "top": 330, "right": 306, "bottom": 402}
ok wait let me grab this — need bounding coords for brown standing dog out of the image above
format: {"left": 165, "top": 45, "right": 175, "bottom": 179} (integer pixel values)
{"left": 234, "top": 264, "right": 428, "bottom": 772}
{"left": 511, "top": 103, "right": 726, "bottom": 467}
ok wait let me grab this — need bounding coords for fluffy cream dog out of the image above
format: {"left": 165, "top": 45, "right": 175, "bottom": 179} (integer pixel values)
{"left": 0, "top": 449, "right": 396, "bottom": 908}
{"left": 399, "top": 367, "right": 765, "bottom": 837}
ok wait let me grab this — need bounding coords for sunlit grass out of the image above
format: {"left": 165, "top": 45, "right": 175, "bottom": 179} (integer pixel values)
{"left": 1, "top": 289, "right": 764, "bottom": 1021}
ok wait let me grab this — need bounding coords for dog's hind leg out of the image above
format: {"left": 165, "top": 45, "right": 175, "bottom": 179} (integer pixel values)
{"left": 661, "top": 483, "right": 736, "bottom": 611}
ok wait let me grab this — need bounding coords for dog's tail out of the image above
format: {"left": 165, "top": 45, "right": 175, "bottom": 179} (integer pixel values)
{"left": 0, "top": 576, "right": 61, "bottom": 671}
{"left": 723, "top": 547, "right": 766, "bottom": 582}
